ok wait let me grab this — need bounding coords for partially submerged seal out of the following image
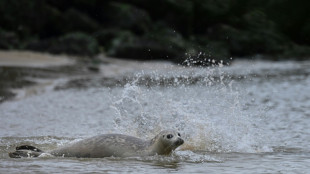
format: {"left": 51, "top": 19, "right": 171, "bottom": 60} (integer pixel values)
{"left": 9, "top": 130, "right": 184, "bottom": 158}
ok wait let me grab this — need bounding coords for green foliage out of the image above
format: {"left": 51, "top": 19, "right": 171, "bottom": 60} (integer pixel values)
{"left": 51, "top": 32, "right": 100, "bottom": 56}
{"left": 0, "top": 28, "right": 19, "bottom": 49}
{"left": 24, "top": 32, "right": 100, "bottom": 57}
{"left": 107, "top": 2, "right": 152, "bottom": 34}
{"left": 61, "top": 8, "right": 100, "bottom": 33}
{"left": 0, "top": 0, "right": 309, "bottom": 60}
{"left": 106, "top": 28, "right": 187, "bottom": 62}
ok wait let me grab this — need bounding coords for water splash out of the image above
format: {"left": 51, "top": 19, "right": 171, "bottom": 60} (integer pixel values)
{"left": 111, "top": 66, "right": 267, "bottom": 153}
{"left": 0, "top": 59, "right": 272, "bottom": 154}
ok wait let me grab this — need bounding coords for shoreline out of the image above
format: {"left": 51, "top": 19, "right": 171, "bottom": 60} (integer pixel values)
{"left": 0, "top": 50, "right": 75, "bottom": 68}
{"left": 0, "top": 50, "right": 77, "bottom": 103}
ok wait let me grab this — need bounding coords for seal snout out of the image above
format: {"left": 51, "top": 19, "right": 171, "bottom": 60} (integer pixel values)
{"left": 175, "top": 138, "right": 184, "bottom": 146}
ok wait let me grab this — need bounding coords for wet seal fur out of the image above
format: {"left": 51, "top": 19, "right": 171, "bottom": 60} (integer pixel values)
{"left": 9, "top": 130, "right": 184, "bottom": 158}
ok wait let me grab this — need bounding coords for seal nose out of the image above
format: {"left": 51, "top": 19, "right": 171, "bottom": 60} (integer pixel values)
{"left": 176, "top": 138, "right": 184, "bottom": 146}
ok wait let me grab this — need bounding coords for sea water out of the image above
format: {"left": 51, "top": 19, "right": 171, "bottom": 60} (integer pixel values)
{"left": 0, "top": 59, "right": 309, "bottom": 173}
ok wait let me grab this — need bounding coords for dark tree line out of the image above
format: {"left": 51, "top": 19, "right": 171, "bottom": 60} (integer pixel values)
{"left": 1, "top": 0, "right": 309, "bottom": 63}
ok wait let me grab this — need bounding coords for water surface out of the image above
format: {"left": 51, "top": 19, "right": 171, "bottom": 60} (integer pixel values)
{"left": 1, "top": 58, "right": 309, "bottom": 173}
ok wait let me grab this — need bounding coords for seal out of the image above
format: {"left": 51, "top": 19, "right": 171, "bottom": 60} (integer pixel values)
{"left": 9, "top": 130, "right": 184, "bottom": 158}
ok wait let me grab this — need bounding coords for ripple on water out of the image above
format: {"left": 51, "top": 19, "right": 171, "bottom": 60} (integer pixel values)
{"left": 1, "top": 60, "right": 309, "bottom": 173}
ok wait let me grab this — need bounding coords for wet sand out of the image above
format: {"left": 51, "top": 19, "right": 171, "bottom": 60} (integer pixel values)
{"left": 0, "top": 50, "right": 75, "bottom": 67}
{"left": 0, "top": 51, "right": 77, "bottom": 102}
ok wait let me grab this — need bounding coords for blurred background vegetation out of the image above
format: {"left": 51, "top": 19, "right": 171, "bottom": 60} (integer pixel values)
{"left": 0, "top": 0, "right": 309, "bottom": 64}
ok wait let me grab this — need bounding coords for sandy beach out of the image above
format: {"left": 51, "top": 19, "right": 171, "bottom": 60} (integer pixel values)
{"left": 0, "top": 51, "right": 75, "bottom": 67}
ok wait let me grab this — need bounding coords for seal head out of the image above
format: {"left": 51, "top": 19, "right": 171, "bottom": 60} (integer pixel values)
{"left": 148, "top": 129, "right": 184, "bottom": 155}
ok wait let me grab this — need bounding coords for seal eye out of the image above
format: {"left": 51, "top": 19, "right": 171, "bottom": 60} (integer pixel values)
{"left": 178, "top": 133, "right": 181, "bottom": 137}
{"left": 167, "top": 134, "right": 173, "bottom": 139}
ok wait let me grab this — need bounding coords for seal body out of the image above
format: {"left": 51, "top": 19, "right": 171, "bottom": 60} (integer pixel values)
{"left": 50, "top": 134, "right": 151, "bottom": 157}
{"left": 9, "top": 130, "right": 184, "bottom": 158}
